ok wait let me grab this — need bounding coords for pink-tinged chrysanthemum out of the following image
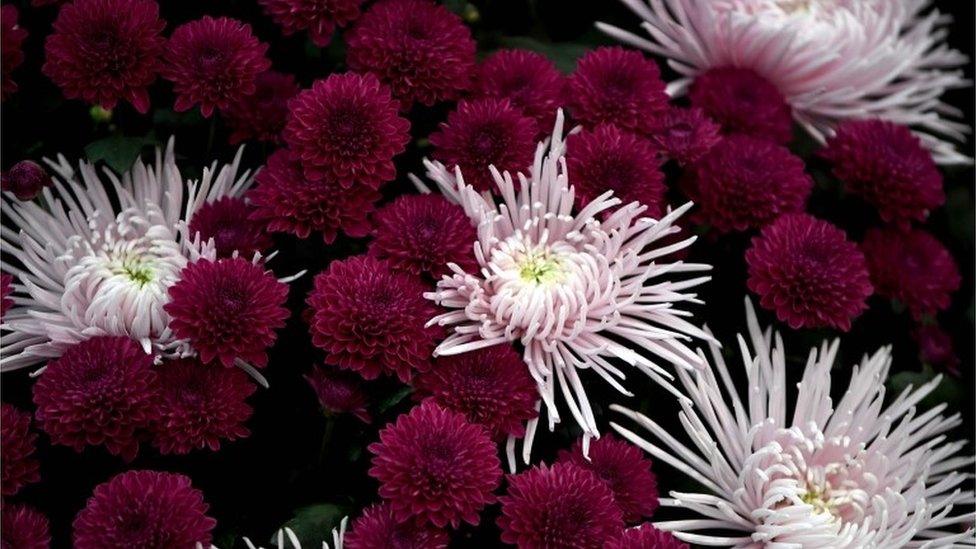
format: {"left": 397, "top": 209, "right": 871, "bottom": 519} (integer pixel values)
{"left": 165, "top": 257, "right": 289, "bottom": 368}
{"left": 1, "top": 504, "right": 50, "bottom": 549}
{"left": 259, "top": 0, "right": 362, "bottom": 47}
{"left": 284, "top": 72, "right": 409, "bottom": 188}
{"left": 345, "top": 503, "right": 448, "bottom": 549}
{"left": 307, "top": 256, "right": 442, "bottom": 382}
{"left": 821, "top": 119, "right": 944, "bottom": 226}
{"left": 369, "top": 194, "right": 477, "bottom": 277}
{"left": 305, "top": 364, "right": 371, "bottom": 423}
{"left": 249, "top": 149, "right": 379, "bottom": 243}
{"left": 1, "top": 160, "right": 53, "bottom": 201}
{"left": 32, "top": 336, "right": 158, "bottom": 461}
{"left": 651, "top": 106, "right": 721, "bottom": 166}
{"left": 223, "top": 70, "right": 300, "bottom": 145}
{"left": 73, "top": 470, "right": 216, "bottom": 549}
{"left": 688, "top": 67, "right": 793, "bottom": 144}
{"left": 1, "top": 403, "right": 40, "bottom": 496}
{"left": 1, "top": 273, "right": 13, "bottom": 320}
{"left": 746, "top": 213, "right": 872, "bottom": 331}
{"left": 498, "top": 461, "right": 625, "bottom": 548}
{"left": 606, "top": 524, "right": 689, "bottom": 549}
{"left": 1, "top": 5, "right": 27, "bottom": 101}
{"left": 161, "top": 17, "right": 271, "bottom": 117}
{"left": 599, "top": 0, "right": 970, "bottom": 164}
{"left": 557, "top": 435, "right": 659, "bottom": 523}
{"left": 414, "top": 345, "right": 537, "bottom": 442}
{"left": 151, "top": 357, "right": 256, "bottom": 454}
{"left": 473, "top": 49, "right": 566, "bottom": 132}
{"left": 188, "top": 196, "right": 271, "bottom": 259}
{"left": 41, "top": 0, "right": 163, "bottom": 113}
{"left": 567, "top": 46, "right": 668, "bottom": 135}
{"left": 612, "top": 299, "right": 976, "bottom": 547}
{"left": 914, "top": 323, "right": 960, "bottom": 377}
{"left": 430, "top": 98, "right": 538, "bottom": 193}
{"left": 346, "top": 0, "right": 476, "bottom": 107}
{"left": 861, "top": 227, "right": 960, "bottom": 320}
{"left": 566, "top": 124, "right": 666, "bottom": 219}
{"left": 683, "top": 135, "right": 812, "bottom": 233}
{"left": 368, "top": 401, "right": 501, "bottom": 528}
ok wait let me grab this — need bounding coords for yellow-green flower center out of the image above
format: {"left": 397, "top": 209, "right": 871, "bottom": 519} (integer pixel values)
{"left": 519, "top": 253, "right": 564, "bottom": 284}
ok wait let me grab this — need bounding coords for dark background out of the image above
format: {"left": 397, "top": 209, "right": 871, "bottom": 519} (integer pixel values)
{"left": 2, "top": 1, "right": 974, "bottom": 547}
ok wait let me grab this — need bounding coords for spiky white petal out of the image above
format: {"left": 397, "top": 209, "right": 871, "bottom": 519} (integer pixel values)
{"left": 199, "top": 518, "right": 348, "bottom": 549}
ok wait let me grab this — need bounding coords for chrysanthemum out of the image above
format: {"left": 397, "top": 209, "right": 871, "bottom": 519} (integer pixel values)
{"left": 688, "top": 66, "right": 793, "bottom": 144}
{"left": 414, "top": 345, "right": 538, "bottom": 442}
{"left": 605, "top": 523, "right": 689, "bottom": 549}
{"left": 821, "top": 119, "right": 944, "bottom": 226}
{"left": 240, "top": 521, "right": 347, "bottom": 549}
{"left": 421, "top": 110, "right": 711, "bottom": 450}
{"left": 307, "top": 256, "right": 443, "bottom": 382}
{"left": 151, "top": 357, "right": 256, "bottom": 454}
{"left": 557, "top": 434, "right": 659, "bottom": 523}
{"left": 861, "top": 227, "right": 960, "bottom": 320}
{"left": 344, "top": 503, "right": 448, "bottom": 549}
{"left": 746, "top": 213, "right": 872, "bottom": 331}
{"left": 567, "top": 46, "right": 668, "bottom": 135}
{"left": 1, "top": 403, "right": 40, "bottom": 496}
{"left": 430, "top": 98, "right": 538, "bottom": 193}
{"left": 1, "top": 5, "right": 27, "bottom": 101}
{"left": 249, "top": 149, "right": 380, "bottom": 243}
{"left": 1, "top": 504, "right": 50, "bottom": 549}
{"left": 914, "top": 324, "right": 960, "bottom": 376}
{"left": 1, "top": 273, "right": 13, "bottom": 320}
{"left": 2, "top": 160, "right": 53, "bottom": 201}
{"left": 498, "top": 461, "right": 625, "bottom": 548}
{"left": 165, "top": 257, "right": 289, "bottom": 368}
{"left": 346, "top": 0, "right": 476, "bottom": 107}
{"left": 473, "top": 49, "right": 566, "bottom": 133}
{"left": 368, "top": 401, "right": 501, "bottom": 528}
{"left": 611, "top": 299, "right": 976, "bottom": 547}
{"left": 368, "top": 193, "right": 477, "bottom": 277}
{"left": 32, "top": 336, "right": 158, "bottom": 461}
{"left": 73, "top": 470, "right": 216, "bottom": 549}
{"left": 188, "top": 197, "right": 271, "bottom": 259}
{"left": 284, "top": 72, "right": 410, "bottom": 188}
{"left": 161, "top": 17, "right": 271, "bottom": 117}
{"left": 599, "top": 0, "right": 970, "bottom": 164}
{"left": 259, "top": 0, "right": 363, "bottom": 47}
{"left": 222, "top": 70, "right": 300, "bottom": 145}
{"left": 566, "top": 124, "right": 666, "bottom": 219}
{"left": 305, "top": 364, "right": 371, "bottom": 423}
{"left": 682, "top": 135, "right": 812, "bottom": 233}
{"left": 650, "top": 106, "right": 721, "bottom": 166}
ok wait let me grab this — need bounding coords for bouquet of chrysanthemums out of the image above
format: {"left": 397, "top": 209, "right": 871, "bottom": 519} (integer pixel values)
{"left": 1, "top": 0, "right": 974, "bottom": 547}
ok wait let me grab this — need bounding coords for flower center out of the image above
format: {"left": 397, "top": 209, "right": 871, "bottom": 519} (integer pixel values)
{"left": 800, "top": 486, "right": 833, "bottom": 515}
{"left": 518, "top": 251, "right": 564, "bottom": 284}
{"left": 116, "top": 257, "right": 155, "bottom": 287}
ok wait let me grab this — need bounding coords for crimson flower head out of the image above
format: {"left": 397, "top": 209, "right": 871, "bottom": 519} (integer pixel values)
{"left": 913, "top": 324, "right": 960, "bottom": 377}
{"left": 166, "top": 257, "right": 289, "bottom": 368}
{"left": 222, "top": 70, "right": 300, "bottom": 145}
{"left": 368, "top": 401, "right": 501, "bottom": 528}
{"left": 651, "top": 106, "right": 721, "bottom": 165}
{"left": 1, "top": 5, "right": 27, "bottom": 101}
{"left": 1, "top": 273, "right": 13, "bottom": 320}
{"left": 42, "top": 0, "right": 165, "bottom": 113}
{"left": 305, "top": 364, "right": 371, "bottom": 423}
{"left": 746, "top": 213, "right": 873, "bottom": 331}
{"left": 346, "top": 0, "right": 476, "bottom": 107}
{"left": 369, "top": 193, "right": 477, "bottom": 277}
{"left": 430, "top": 98, "right": 538, "bottom": 192}
{"left": 473, "top": 49, "right": 566, "bottom": 132}
{"left": 345, "top": 503, "right": 448, "bottom": 549}
{"left": 188, "top": 197, "right": 271, "bottom": 259}
{"left": 72, "top": 470, "right": 215, "bottom": 549}
{"left": 2, "top": 504, "right": 50, "bottom": 549}
{"left": 2, "top": 160, "right": 53, "bottom": 201}
{"left": 605, "top": 523, "right": 690, "bottom": 549}
{"left": 259, "top": 0, "right": 363, "bottom": 47}
{"left": 1, "top": 403, "right": 40, "bottom": 496}
{"left": 161, "top": 16, "right": 271, "bottom": 117}
{"left": 689, "top": 66, "right": 793, "bottom": 144}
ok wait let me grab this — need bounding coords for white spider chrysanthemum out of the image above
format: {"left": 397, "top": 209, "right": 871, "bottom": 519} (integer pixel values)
{"left": 200, "top": 518, "right": 347, "bottom": 549}
{"left": 419, "top": 109, "right": 713, "bottom": 461}
{"left": 611, "top": 299, "right": 975, "bottom": 548}
{"left": 598, "top": 0, "right": 971, "bottom": 164}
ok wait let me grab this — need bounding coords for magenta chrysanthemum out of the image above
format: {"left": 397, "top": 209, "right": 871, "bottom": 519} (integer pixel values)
{"left": 41, "top": 0, "right": 163, "bottom": 113}
{"left": 150, "top": 357, "right": 256, "bottom": 454}
{"left": 1, "top": 160, "right": 53, "bottom": 201}
{"left": 1, "top": 403, "right": 40, "bottom": 496}
{"left": 1, "top": 504, "right": 50, "bottom": 549}
{"left": 414, "top": 345, "right": 537, "bottom": 441}
{"left": 188, "top": 197, "right": 271, "bottom": 259}
{"left": 259, "top": 0, "right": 363, "bottom": 47}
{"left": 346, "top": 0, "right": 476, "bottom": 107}
{"left": 567, "top": 46, "right": 668, "bottom": 135}
{"left": 369, "top": 194, "right": 477, "bottom": 277}
{"left": 651, "top": 106, "right": 721, "bottom": 165}
{"left": 32, "top": 336, "right": 157, "bottom": 461}
{"left": 345, "top": 503, "right": 449, "bottom": 549}
{"left": 914, "top": 324, "right": 960, "bottom": 377}
{"left": 861, "top": 227, "right": 961, "bottom": 320}
{"left": 1, "top": 273, "right": 13, "bottom": 320}
{"left": 566, "top": 124, "right": 666, "bottom": 219}
{"left": 1, "top": 5, "right": 27, "bottom": 101}
{"left": 557, "top": 435, "right": 659, "bottom": 523}
{"left": 161, "top": 16, "right": 271, "bottom": 117}
{"left": 683, "top": 135, "right": 812, "bottom": 233}
{"left": 284, "top": 72, "right": 409, "bottom": 188}
{"left": 746, "top": 213, "right": 873, "bottom": 331}
{"left": 307, "top": 256, "right": 442, "bottom": 382}
{"left": 368, "top": 401, "right": 501, "bottom": 528}
{"left": 305, "top": 364, "right": 371, "bottom": 423}
{"left": 688, "top": 66, "right": 793, "bottom": 144}
{"left": 473, "top": 49, "right": 566, "bottom": 132}
{"left": 430, "top": 98, "right": 537, "bottom": 193}
{"left": 222, "top": 70, "right": 300, "bottom": 145}
{"left": 821, "top": 119, "right": 944, "bottom": 226}
{"left": 72, "top": 470, "right": 215, "bottom": 549}
{"left": 165, "top": 257, "right": 289, "bottom": 368}
{"left": 498, "top": 461, "right": 625, "bottom": 548}
{"left": 605, "top": 524, "right": 690, "bottom": 549}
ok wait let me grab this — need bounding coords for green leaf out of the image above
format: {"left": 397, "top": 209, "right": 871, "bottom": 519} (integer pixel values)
{"left": 280, "top": 504, "right": 345, "bottom": 547}
{"left": 496, "top": 36, "right": 590, "bottom": 73}
{"left": 377, "top": 386, "right": 413, "bottom": 414}
{"left": 84, "top": 135, "right": 156, "bottom": 174}
{"left": 153, "top": 108, "right": 203, "bottom": 128}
